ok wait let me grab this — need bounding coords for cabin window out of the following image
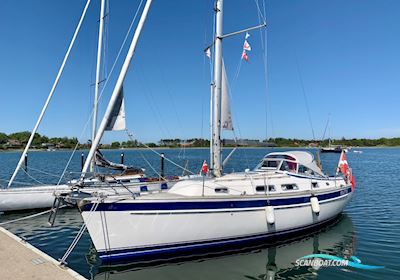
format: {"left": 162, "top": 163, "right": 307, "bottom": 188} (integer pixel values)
{"left": 280, "top": 161, "right": 289, "bottom": 171}
{"left": 298, "top": 165, "right": 315, "bottom": 175}
{"left": 255, "top": 185, "right": 275, "bottom": 192}
{"left": 262, "top": 160, "right": 280, "bottom": 169}
{"left": 280, "top": 161, "right": 297, "bottom": 172}
{"left": 215, "top": 187, "right": 229, "bottom": 194}
{"left": 281, "top": 184, "right": 299, "bottom": 191}
{"left": 312, "top": 182, "right": 319, "bottom": 188}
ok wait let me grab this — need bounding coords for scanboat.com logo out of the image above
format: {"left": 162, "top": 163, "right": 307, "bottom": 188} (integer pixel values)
{"left": 296, "top": 254, "right": 384, "bottom": 270}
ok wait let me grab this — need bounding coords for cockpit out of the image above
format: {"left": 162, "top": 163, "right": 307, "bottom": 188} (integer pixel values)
{"left": 255, "top": 151, "right": 324, "bottom": 177}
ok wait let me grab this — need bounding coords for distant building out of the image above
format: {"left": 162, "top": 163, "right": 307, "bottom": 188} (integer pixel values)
{"left": 223, "top": 139, "right": 274, "bottom": 147}
{"left": 41, "top": 143, "right": 56, "bottom": 149}
{"left": 179, "top": 141, "right": 195, "bottom": 147}
{"left": 159, "top": 139, "right": 180, "bottom": 146}
{"left": 6, "top": 139, "right": 22, "bottom": 148}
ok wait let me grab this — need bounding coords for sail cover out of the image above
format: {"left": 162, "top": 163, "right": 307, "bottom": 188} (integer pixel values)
{"left": 105, "top": 86, "right": 126, "bottom": 131}
{"left": 95, "top": 149, "right": 143, "bottom": 174}
{"left": 221, "top": 60, "right": 233, "bottom": 130}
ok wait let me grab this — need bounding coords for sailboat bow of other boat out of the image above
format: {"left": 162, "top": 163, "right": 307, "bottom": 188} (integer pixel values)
{"left": 79, "top": 151, "right": 354, "bottom": 263}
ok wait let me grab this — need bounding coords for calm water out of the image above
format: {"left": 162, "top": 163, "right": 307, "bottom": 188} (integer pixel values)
{"left": 0, "top": 148, "right": 399, "bottom": 279}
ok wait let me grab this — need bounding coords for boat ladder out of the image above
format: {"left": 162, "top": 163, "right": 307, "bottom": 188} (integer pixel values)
{"left": 48, "top": 196, "right": 62, "bottom": 227}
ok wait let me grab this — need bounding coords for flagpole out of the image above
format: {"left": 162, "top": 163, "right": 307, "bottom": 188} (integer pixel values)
{"left": 81, "top": 0, "right": 153, "bottom": 178}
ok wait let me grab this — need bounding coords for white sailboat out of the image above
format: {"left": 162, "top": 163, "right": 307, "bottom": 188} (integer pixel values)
{"left": 0, "top": 0, "right": 173, "bottom": 213}
{"left": 92, "top": 215, "right": 355, "bottom": 279}
{"left": 69, "top": 0, "right": 356, "bottom": 263}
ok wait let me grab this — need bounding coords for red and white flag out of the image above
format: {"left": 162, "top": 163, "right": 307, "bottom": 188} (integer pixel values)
{"left": 337, "top": 151, "right": 356, "bottom": 190}
{"left": 241, "top": 32, "right": 251, "bottom": 61}
{"left": 243, "top": 40, "right": 251, "bottom": 51}
{"left": 201, "top": 160, "right": 208, "bottom": 175}
{"left": 241, "top": 50, "right": 248, "bottom": 62}
{"left": 337, "top": 151, "right": 348, "bottom": 175}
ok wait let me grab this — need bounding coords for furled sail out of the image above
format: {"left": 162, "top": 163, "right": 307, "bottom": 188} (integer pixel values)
{"left": 221, "top": 60, "right": 233, "bottom": 130}
{"left": 105, "top": 86, "right": 126, "bottom": 131}
{"left": 95, "top": 149, "right": 143, "bottom": 174}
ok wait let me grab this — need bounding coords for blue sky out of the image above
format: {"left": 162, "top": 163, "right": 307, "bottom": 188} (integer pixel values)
{"left": 0, "top": 0, "right": 399, "bottom": 144}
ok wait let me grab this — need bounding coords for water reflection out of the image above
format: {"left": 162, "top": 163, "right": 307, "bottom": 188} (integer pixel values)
{"left": 93, "top": 215, "right": 355, "bottom": 280}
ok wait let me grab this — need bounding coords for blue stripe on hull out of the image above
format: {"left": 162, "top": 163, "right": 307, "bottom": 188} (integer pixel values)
{"left": 98, "top": 214, "right": 342, "bottom": 264}
{"left": 82, "top": 187, "right": 352, "bottom": 212}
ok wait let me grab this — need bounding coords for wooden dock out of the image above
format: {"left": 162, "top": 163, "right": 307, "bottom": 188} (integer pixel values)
{"left": 0, "top": 227, "right": 86, "bottom": 280}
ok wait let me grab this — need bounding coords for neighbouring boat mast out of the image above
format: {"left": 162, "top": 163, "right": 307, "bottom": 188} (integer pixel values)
{"left": 211, "top": 0, "right": 224, "bottom": 177}
{"left": 91, "top": 0, "right": 106, "bottom": 173}
{"left": 81, "top": 0, "right": 153, "bottom": 178}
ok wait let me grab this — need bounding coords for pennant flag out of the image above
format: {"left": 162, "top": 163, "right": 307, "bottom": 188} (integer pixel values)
{"left": 337, "top": 151, "right": 348, "bottom": 175}
{"left": 243, "top": 40, "right": 251, "bottom": 51}
{"left": 201, "top": 160, "right": 208, "bottom": 175}
{"left": 241, "top": 32, "right": 251, "bottom": 61}
{"left": 205, "top": 47, "right": 211, "bottom": 58}
{"left": 241, "top": 50, "right": 248, "bottom": 62}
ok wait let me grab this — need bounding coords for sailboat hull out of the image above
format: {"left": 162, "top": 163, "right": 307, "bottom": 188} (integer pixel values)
{"left": 0, "top": 181, "right": 172, "bottom": 212}
{"left": 82, "top": 187, "right": 352, "bottom": 263}
{"left": 0, "top": 185, "right": 70, "bottom": 212}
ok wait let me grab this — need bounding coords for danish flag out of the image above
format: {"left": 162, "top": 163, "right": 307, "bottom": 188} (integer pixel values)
{"left": 337, "top": 151, "right": 348, "bottom": 175}
{"left": 201, "top": 160, "right": 209, "bottom": 175}
{"left": 337, "top": 151, "right": 356, "bottom": 190}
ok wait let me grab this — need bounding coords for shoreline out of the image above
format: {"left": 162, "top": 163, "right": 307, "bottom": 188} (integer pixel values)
{"left": 1, "top": 146, "right": 400, "bottom": 153}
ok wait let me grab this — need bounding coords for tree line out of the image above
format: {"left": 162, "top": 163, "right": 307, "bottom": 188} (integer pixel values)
{"left": 0, "top": 131, "right": 78, "bottom": 150}
{"left": 2, "top": 131, "right": 400, "bottom": 150}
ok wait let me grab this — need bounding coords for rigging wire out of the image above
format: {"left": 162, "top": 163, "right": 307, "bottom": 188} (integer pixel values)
{"left": 57, "top": 0, "right": 145, "bottom": 184}
{"left": 59, "top": 201, "right": 99, "bottom": 265}
{"left": 0, "top": 178, "right": 36, "bottom": 186}
{"left": 295, "top": 54, "right": 316, "bottom": 141}
{"left": 254, "top": 0, "right": 270, "bottom": 143}
{"left": 23, "top": 166, "right": 63, "bottom": 179}
{"left": 0, "top": 206, "right": 67, "bottom": 226}
{"left": 321, "top": 114, "right": 331, "bottom": 141}
{"left": 134, "top": 69, "right": 172, "bottom": 139}
{"left": 20, "top": 168, "right": 44, "bottom": 185}
{"left": 126, "top": 130, "right": 195, "bottom": 175}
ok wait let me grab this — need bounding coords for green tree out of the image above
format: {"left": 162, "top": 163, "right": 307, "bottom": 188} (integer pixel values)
{"left": 111, "top": 141, "right": 121, "bottom": 149}
{"left": 0, "top": 133, "right": 8, "bottom": 144}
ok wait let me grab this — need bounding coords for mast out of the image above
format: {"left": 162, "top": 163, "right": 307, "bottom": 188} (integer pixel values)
{"left": 211, "top": 0, "right": 223, "bottom": 177}
{"left": 81, "top": 0, "right": 153, "bottom": 178}
{"left": 91, "top": 0, "right": 106, "bottom": 173}
{"left": 7, "top": 0, "right": 92, "bottom": 188}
